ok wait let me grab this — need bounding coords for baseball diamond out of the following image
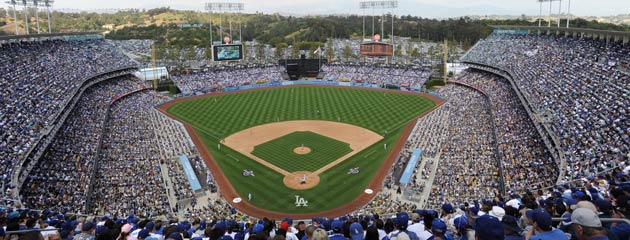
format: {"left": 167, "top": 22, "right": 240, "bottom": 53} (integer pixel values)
{"left": 251, "top": 131, "right": 353, "bottom": 173}
{"left": 160, "top": 85, "right": 441, "bottom": 217}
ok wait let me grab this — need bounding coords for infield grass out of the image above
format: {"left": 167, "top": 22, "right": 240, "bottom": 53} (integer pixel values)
{"left": 166, "top": 86, "right": 436, "bottom": 214}
{"left": 251, "top": 131, "right": 353, "bottom": 173}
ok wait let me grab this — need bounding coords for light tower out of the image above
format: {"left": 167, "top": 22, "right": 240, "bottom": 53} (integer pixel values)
{"left": 20, "top": 0, "right": 29, "bottom": 34}
{"left": 204, "top": 1, "right": 245, "bottom": 45}
{"left": 358, "top": 0, "right": 398, "bottom": 64}
{"left": 536, "top": 0, "right": 564, "bottom": 28}
{"left": 43, "top": 0, "right": 53, "bottom": 33}
{"left": 5, "top": 0, "right": 19, "bottom": 35}
{"left": 32, "top": 0, "right": 39, "bottom": 33}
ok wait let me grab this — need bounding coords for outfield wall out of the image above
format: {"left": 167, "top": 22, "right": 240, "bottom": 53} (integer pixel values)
{"left": 183, "top": 80, "right": 437, "bottom": 99}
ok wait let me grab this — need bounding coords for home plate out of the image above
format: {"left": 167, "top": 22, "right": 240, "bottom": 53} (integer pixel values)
{"left": 364, "top": 189, "right": 373, "bottom": 194}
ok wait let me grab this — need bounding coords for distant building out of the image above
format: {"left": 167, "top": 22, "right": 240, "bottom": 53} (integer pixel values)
{"left": 178, "top": 23, "right": 204, "bottom": 28}
{"left": 102, "top": 24, "right": 115, "bottom": 30}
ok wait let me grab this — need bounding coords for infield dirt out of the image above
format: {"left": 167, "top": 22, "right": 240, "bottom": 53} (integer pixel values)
{"left": 158, "top": 85, "right": 445, "bottom": 219}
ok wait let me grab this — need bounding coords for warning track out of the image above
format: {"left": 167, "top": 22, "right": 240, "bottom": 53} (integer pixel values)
{"left": 158, "top": 85, "right": 444, "bottom": 219}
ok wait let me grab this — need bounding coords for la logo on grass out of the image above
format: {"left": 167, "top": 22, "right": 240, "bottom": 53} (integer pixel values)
{"left": 295, "top": 195, "right": 309, "bottom": 207}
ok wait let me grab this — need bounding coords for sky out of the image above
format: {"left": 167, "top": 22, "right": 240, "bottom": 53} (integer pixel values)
{"left": 10, "top": 0, "right": 630, "bottom": 18}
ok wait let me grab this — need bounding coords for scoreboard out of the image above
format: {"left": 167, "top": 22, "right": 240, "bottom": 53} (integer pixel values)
{"left": 213, "top": 44, "right": 243, "bottom": 61}
{"left": 360, "top": 42, "right": 393, "bottom": 56}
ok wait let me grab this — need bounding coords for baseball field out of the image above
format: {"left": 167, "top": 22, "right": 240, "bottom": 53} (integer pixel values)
{"left": 160, "top": 85, "right": 441, "bottom": 218}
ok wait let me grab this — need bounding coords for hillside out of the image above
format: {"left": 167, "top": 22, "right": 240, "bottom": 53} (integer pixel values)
{"left": 1, "top": 7, "right": 628, "bottom": 48}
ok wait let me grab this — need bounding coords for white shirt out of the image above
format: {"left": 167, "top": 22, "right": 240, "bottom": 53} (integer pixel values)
{"left": 377, "top": 229, "right": 387, "bottom": 240}
{"left": 286, "top": 231, "right": 299, "bottom": 240}
{"left": 417, "top": 230, "right": 432, "bottom": 240}
{"left": 41, "top": 226, "right": 58, "bottom": 240}
{"left": 407, "top": 222, "right": 424, "bottom": 238}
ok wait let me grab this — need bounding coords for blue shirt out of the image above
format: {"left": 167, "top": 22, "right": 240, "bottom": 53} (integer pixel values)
{"left": 504, "top": 235, "right": 524, "bottom": 240}
{"left": 529, "top": 229, "right": 568, "bottom": 240}
{"left": 329, "top": 234, "right": 348, "bottom": 240}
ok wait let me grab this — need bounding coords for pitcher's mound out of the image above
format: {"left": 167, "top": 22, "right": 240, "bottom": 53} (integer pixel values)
{"left": 284, "top": 171, "right": 320, "bottom": 190}
{"left": 293, "top": 147, "right": 312, "bottom": 155}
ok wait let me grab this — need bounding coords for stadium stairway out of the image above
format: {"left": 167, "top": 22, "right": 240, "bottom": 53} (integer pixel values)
{"left": 418, "top": 153, "right": 442, "bottom": 209}
{"left": 159, "top": 163, "right": 178, "bottom": 212}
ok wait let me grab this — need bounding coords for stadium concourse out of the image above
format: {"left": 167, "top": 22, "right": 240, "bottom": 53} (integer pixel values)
{"left": 0, "top": 31, "right": 629, "bottom": 240}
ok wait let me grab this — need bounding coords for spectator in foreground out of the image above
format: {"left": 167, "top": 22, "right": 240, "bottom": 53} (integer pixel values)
{"left": 74, "top": 222, "right": 96, "bottom": 240}
{"left": 501, "top": 215, "right": 523, "bottom": 240}
{"left": 570, "top": 208, "right": 611, "bottom": 240}
{"left": 391, "top": 212, "right": 419, "bottom": 240}
{"left": 525, "top": 209, "right": 567, "bottom": 240}
{"left": 474, "top": 215, "right": 503, "bottom": 240}
{"left": 313, "top": 229, "right": 330, "bottom": 240}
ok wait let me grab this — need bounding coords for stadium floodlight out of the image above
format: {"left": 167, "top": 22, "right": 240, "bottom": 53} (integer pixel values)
{"left": 42, "top": 0, "right": 53, "bottom": 33}
{"left": 359, "top": 0, "right": 398, "bottom": 39}
{"left": 537, "top": 0, "right": 562, "bottom": 28}
{"left": 205, "top": 1, "right": 245, "bottom": 45}
{"left": 204, "top": 2, "right": 244, "bottom": 12}
{"left": 5, "top": 0, "right": 19, "bottom": 35}
{"left": 358, "top": 0, "right": 398, "bottom": 64}
{"left": 31, "top": 0, "right": 40, "bottom": 33}
{"left": 20, "top": 0, "right": 29, "bottom": 34}
{"left": 359, "top": 0, "right": 398, "bottom": 9}
{"left": 566, "top": 0, "right": 571, "bottom": 28}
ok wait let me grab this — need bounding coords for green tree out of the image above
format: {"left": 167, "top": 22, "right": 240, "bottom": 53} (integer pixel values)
{"left": 256, "top": 43, "right": 265, "bottom": 63}
{"left": 326, "top": 39, "right": 335, "bottom": 61}
{"left": 394, "top": 44, "right": 402, "bottom": 60}
{"left": 291, "top": 44, "right": 300, "bottom": 59}
{"left": 204, "top": 47, "right": 213, "bottom": 60}
{"left": 343, "top": 45, "right": 352, "bottom": 62}
{"left": 410, "top": 47, "right": 420, "bottom": 59}
{"left": 242, "top": 42, "right": 249, "bottom": 62}
{"left": 275, "top": 43, "right": 288, "bottom": 60}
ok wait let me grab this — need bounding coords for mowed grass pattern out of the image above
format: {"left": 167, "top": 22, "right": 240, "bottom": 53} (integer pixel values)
{"left": 167, "top": 86, "right": 436, "bottom": 139}
{"left": 251, "top": 131, "right": 352, "bottom": 172}
{"left": 166, "top": 86, "right": 436, "bottom": 214}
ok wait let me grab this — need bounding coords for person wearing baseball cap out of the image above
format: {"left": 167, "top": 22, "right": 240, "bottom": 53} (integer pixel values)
{"left": 501, "top": 215, "right": 523, "bottom": 240}
{"left": 390, "top": 212, "right": 419, "bottom": 240}
{"left": 474, "top": 215, "right": 503, "bottom": 240}
{"left": 349, "top": 222, "right": 364, "bottom": 240}
{"left": 570, "top": 208, "right": 609, "bottom": 240}
{"left": 74, "top": 221, "right": 96, "bottom": 240}
{"left": 428, "top": 219, "right": 451, "bottom": 240}
{"left": 407, "top": 213, "right": 424, "bottom": 238}
{"left": 282, "top": 221, "right": 300, "bottom": 240}
{"left": 524, "top": 209, "right": 567, "bottom": 240}
{"left": 328, "top": 220, "right": 345, "bottom": 240}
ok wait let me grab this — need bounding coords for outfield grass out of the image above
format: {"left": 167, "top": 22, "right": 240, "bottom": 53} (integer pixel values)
{"left": 251, "top": 131, "right": 353, "bottom": 173}
{"left": 167, "top": 86, "right": 435, "bottom": 139}
{"left": 166, "top": 86, "right": 435, "bottom": 214}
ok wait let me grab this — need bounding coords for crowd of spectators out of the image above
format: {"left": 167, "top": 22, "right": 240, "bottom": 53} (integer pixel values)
{"left": 425, "top": 85, "right": 501, "bottom": 210}
{"left": 93, "top": 89, "right": 210, "bottom": 217}
{"left": 93, "top": 91, "right": 175, "bottom": 217}
{"left": 20, "top": 77, "right": 144, "bottom": 213}
{"left": 0, "top": 39, "right": 136, "bottom": 191}
{"left": 173, "top": 66, "right": 284, "bottom": 93}
{"left": 5, "top": 170, "right": 630, "bottom": 240}
{"left": 5, "top": 33, "right": 630, "bottom": 240}
{"left": 462, "top": 33, "right": 629, "bottom": 182}
{"left": 321, "top": 64, "right": 432, "bottom": 88}
{"left": 453, "top": 70, "right": 559, "bottom": 193}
